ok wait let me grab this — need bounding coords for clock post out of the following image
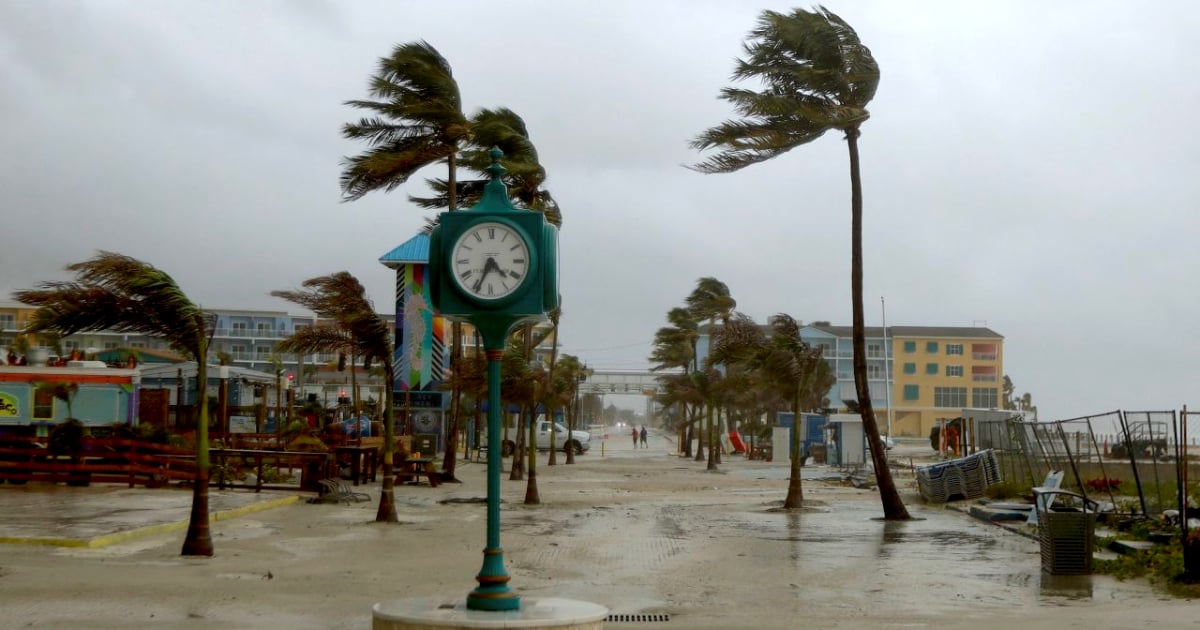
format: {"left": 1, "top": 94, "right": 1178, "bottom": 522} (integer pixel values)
{"left": 428, "top": 148, "right": 559, "bottom": 612}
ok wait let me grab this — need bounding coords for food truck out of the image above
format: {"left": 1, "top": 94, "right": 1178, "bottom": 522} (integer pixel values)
{"left": 0, "top": 365, "right": 140, "bottom": 435}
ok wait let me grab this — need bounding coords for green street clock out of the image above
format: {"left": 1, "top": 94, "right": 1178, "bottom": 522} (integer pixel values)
{"left": 430, "top": 148, "right": 559, "bottom": 327}
{"left": 426, "top": 146, "right": 559, "bottom": 612}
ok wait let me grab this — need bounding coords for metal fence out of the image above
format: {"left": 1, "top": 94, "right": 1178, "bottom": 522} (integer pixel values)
{"left": 980, "top": 408, "right": 1200, "bottom": 521}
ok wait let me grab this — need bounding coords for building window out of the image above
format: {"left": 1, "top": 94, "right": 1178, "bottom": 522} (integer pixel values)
{"left": 33, "top": 386, "right": 55, "bottom": 419}
{"left": 972, "top": 387, "right": 998, "bottom": 408}
{"left": 946, "top": 343, "right": 963, "bottom": 356}
{"left": 903, "top": 362, "right": 916, "bottom": 375}
{"left": 256, "top": 323, "right": 273, "bottom": 336}
{"left": 867, "top": 364, "right": 883, "bottom": 379}
{"left": 130, "top": 341, "right": 147, "bottom": 349}
{"left": 103, "top": 341, "right": 118, "bottom": 350}
{"left": 232, "top": 322, "right": 248, "bottom": 336}
{"left": 0, "top": 314, "right": 15, "bottom": 330}
{"left": 925, "top": 363, "right": 938, "bottom": 375}
{"left": 839, "top": 383, "right": 857, "bottom": 404}
{"left": 946, "top": 365, "right": 963, "bottom": 378}
{"left": 255, "top": 346, "right": 271, "bottom": 360}
{"left": 926, "top": 341, "right": 938, "bottom": 353}
{"left": 903, "top": 341, "right": 916, "bottom": 353}
{"left": 867, "top": 343, "right": 883, "bottom": 358}
{"left": 934, "top": 386, "right": 967, "bottom": 408}
{"left": 64, "top": 340, "right": 81, "bottom": 351}
{"left": 903, "top": 385, "right": 919, "bottom": 401}
{"left": 232, "top": 344, "right": 247, "bottom": 360}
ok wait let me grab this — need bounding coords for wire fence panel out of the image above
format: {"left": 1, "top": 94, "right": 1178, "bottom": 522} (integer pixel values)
{"left": 1120, "top": 410, "right": 1176, "bottom": 517}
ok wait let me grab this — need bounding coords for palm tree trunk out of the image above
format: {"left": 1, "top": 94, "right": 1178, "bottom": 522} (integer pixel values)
{"left": 441, "top": 150, "right": 462, "bottom": 480}
{"left": 442, "top": 327, "right": 463, "bottom": 480}
{"left": 783, "top": 394, "right": 804, "bottom": 509}
{"left": 524, "top": 403, "right": 540, "bottom": 504}
{"left": 847, "top": 126, "right": 910, "bottom": 521}
{"left": 700, "top": 400, "right": 710, "bottom": 468}
{"left": 376, "top": 362, "right": 398, "bottom": 522}
{"left": 181, "top": 351, "right": 213, "bottom": 556}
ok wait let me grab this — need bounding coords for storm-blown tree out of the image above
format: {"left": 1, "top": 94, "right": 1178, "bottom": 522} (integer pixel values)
{"left": 687, "top": 277, "right": 736, "bottom": 467}
{"left": 691, "top": 6, "right": 909, "bottom": 519}
{"left": 649, "top": 307, "right": 699, "bottom": 457}
{"left": 341, "top": 40, "right": 473, "bottom": 482}
{"left": 272, "top": 273, "right": 399, "bottom": 523}
{"left": 13, "top": 251, "right": 220, "bottom": 555}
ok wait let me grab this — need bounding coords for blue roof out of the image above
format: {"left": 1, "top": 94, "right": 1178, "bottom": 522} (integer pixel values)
{"left": 378, "top": 233, "right": 430, "bottom": 268}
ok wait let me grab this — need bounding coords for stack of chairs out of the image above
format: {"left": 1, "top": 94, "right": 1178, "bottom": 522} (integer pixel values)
{"left": 917, "top": 449, "right": 1002, "bottom": 503}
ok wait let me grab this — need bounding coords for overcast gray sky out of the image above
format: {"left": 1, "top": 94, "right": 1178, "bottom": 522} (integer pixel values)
{"left": 2, "top": 1, "right": 1198, "bottom": 420}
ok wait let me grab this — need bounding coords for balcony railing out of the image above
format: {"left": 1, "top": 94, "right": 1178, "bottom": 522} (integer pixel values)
{"left": 972, "top": 374, "right": 997, "bottom": 382}
{"left": 972, "top": 352, "right": 997, "bottom": 361}
{"left": 212, "top": 327, "right": 294, "bottom": 339}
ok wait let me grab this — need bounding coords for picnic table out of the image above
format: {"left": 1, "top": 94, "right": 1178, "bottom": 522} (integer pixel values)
{"left": 395, "top": 457, "right": 440, "bottom": 487}
{"left": 334, "top": 444, "right": 378, "bottom": 486}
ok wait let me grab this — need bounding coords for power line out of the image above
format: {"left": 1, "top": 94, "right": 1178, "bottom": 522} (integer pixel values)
{"left": 570, "top": 340, "right": 652, "bottom": 353}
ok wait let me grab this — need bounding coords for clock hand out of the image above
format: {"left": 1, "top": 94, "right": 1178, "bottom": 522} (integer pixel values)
{"left": 472, "top": 258, "right": 500, "bottom": 291}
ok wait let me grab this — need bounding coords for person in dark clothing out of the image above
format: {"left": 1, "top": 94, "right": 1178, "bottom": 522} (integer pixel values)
{"left": 632, "top": 425, "right": 639, "bottom": 448}
{"left": 639, "top": 425, "right": 648, "bottom": 448}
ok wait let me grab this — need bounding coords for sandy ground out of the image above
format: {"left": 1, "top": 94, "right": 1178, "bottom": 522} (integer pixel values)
{"left": 0, "top": 432, "right": 1196, "bottom": 630}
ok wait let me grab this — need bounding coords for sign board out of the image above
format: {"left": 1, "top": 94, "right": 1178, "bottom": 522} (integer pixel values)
{"left": 229, "top": 415, "right": 257, "bottom": 433}
{"left": 402, "top": 391, "right": 444, "bottom": 409}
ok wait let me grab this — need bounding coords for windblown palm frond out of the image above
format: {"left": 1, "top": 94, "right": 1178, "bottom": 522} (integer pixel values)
{"left": 689, "top": 6, "right": 879, "bottom": 174}
{"left": 341, "top": 41, "right": 469, "bottom": 202}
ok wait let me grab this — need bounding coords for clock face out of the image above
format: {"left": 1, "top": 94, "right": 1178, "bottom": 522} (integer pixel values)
{"left": 450, "top": 221, "right": 531, "bottom": 301}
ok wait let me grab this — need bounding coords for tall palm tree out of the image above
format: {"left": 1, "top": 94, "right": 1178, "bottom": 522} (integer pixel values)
{"left": 13, "top": 251, "right": 219, "bottom": 555}
{"left": 341, "top": 40, "right": 471, "bottom": 482}
{"left": 272, "top": 273, "right": 399, "bottom": 523}
{"left": 649, "top": 307, "right": 699, "bottom": 456}
{"left": 687, "top": 277, "right": 736, "bottom": 467}
{"left": 691, "top": 7, "right": 910, "bottom": 520}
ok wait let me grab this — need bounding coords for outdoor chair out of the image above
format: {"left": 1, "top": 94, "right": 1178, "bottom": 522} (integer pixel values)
{"left": 311, "top": 478, "right": 371, "bottom": 504}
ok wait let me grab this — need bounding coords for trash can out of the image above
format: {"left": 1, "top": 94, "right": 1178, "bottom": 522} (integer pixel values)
{"left": 1033, "top": 488, "right": 1097, "bottom": 575}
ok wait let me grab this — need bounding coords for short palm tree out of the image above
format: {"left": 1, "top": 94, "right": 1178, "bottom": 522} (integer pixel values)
{"left": 272, "top": 273, "right": 399, "bottom": 523}
{"left": 691, "top": 6, "right": 909, "bottom": 520}
{"left": 13, "top": 251, "right": 220, "bottom": 555}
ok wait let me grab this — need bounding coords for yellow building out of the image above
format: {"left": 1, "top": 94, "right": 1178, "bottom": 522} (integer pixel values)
{"left": 887, "top": 326, "right": 1004, "bottom": 438}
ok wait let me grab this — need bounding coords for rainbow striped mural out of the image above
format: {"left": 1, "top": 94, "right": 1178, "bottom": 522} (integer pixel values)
{"left": 394, "top": 262, "right": 447, "bottom": 392}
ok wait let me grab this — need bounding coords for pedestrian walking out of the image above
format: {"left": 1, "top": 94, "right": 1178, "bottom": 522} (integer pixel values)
{"left": 632, "top": 425, "right": 639, "bottom": 448}
{"left": 639, "top": 425, "right": 648, "bottom": 448}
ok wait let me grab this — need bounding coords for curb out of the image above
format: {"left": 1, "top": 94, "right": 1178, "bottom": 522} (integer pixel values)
{"left": 0, "top": 494, "right": 301, "bottom": 548}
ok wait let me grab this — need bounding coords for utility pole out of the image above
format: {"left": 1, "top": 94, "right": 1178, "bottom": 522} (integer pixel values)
{"left": 882, "top": 297, "right": 893, "bottom": 439}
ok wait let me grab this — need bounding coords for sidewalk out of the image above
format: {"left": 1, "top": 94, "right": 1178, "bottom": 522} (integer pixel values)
{"left": 0, "top": 484, "right": 299, "bottom": 547}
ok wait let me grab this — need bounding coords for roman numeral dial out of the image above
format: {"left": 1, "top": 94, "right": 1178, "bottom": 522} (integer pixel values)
{"left": 450, "top": 221, "right": 531, "bottom": 301}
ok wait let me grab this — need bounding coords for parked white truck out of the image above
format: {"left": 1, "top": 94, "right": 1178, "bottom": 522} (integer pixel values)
{"left": 484, "top": 415, "right": 592, "bottom": 453}
{"left": 535, "top": 419, "right": 591, "bottom": 454}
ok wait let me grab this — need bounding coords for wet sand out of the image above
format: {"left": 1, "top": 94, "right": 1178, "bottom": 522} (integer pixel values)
{"left": 0, "top": 435, "right": 1193, "bottom": 629}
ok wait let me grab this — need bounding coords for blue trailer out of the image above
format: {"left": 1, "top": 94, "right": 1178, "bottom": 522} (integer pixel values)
{"left": 775, "top": 412, "right": 827, "bottom": 460}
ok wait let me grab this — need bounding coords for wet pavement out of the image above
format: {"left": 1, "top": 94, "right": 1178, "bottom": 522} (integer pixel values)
{"left": 0, "top": 484, "right": 299, "bottom": 546}
{"left": 0, "top": 432, "right": 1191, "bottom": 629}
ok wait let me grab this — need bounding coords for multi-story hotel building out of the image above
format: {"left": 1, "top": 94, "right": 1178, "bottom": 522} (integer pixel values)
{"left": 698, "top": 321, "right": 1004, "bottom": 439}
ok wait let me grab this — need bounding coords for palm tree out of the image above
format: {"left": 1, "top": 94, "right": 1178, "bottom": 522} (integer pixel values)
{"left": 691, "top": 7, "right": 910, "bottom": 520}
{"left": 13, "top": 251, "right": 219, "bottom": 555}
{"left": 687, "top": 277, "right": 736, "bottom": 467}
{"left": 649, "top": 307, "right": 698, "bottom": 456}
{"left": 272, "top": 273, "right": 399, "bottom": 523}
{"left": 342, "top": 40, "right": 471, "bottom": 481}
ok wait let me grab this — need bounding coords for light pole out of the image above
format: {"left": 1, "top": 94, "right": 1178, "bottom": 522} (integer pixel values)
{"left": 881, "top": 297, "right": 893, "bottom": 439}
